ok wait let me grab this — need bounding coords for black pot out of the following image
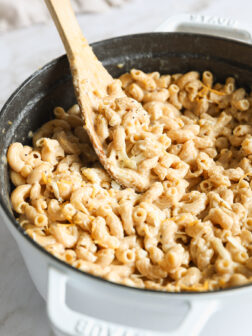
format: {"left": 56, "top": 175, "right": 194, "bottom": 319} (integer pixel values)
{"left": 1, "top": 31, "right": 252, "bottom": 286}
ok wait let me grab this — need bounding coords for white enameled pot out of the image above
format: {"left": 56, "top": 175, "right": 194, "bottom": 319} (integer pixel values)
{"left": 2, "top": 15, "right": 252, "bottom": 336}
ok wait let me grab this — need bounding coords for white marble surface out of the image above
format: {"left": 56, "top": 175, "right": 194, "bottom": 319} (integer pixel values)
{"left": 1, "top": 0, "right": 252, "bottom": 335}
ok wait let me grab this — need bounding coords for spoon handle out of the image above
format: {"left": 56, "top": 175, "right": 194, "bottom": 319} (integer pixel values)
{"left": 45, "top": 0, "right": 112, "bottom": 93}
{"left": 45, "top": 0, "right": 121, "bottom": 190}
{"left": 44, "top": 0, "right": 86, "bottom": 59}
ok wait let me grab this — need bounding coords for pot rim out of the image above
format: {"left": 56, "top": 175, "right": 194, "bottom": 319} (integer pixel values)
{"left": 1, "top": 31, "right": 252, "bottom": 296}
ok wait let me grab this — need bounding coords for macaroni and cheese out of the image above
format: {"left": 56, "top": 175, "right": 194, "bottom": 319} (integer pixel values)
{"left": 7, "top": 70, "right": 252, "bottom": 291}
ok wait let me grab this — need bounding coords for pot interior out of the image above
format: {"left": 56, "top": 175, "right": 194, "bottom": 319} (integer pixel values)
{"left": 1, "top": 31, "right": 252, "bottom": 271}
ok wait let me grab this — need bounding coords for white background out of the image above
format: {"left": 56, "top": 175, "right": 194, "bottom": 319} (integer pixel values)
{"left": 1, "top": 0, "right": 252, "bottom": 335}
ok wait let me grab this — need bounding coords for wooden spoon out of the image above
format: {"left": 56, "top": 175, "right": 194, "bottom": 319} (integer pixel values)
{"left": 45, "top": 0, "right": 144, "bottom": 189}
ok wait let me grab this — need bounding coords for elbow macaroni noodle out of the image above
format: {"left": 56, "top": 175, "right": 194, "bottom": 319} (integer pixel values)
{"left": 7, "top": 70, "right": 252, "bottom": 291}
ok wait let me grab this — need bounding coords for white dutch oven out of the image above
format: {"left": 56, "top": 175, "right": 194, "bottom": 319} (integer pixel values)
{"left": 1, "top": 15, "right": 252, "bottom": 336}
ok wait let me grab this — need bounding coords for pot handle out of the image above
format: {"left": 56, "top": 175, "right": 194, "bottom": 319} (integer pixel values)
{"left": 47, "top": 266, "right": 219, "bottom": 336}
{"left": 155, "top": 13, "right": 252, "bottom": 43}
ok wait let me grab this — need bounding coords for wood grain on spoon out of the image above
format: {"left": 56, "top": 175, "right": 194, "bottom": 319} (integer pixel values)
{"left": 44, "top": 0, "right": 148, "bottom": 190}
